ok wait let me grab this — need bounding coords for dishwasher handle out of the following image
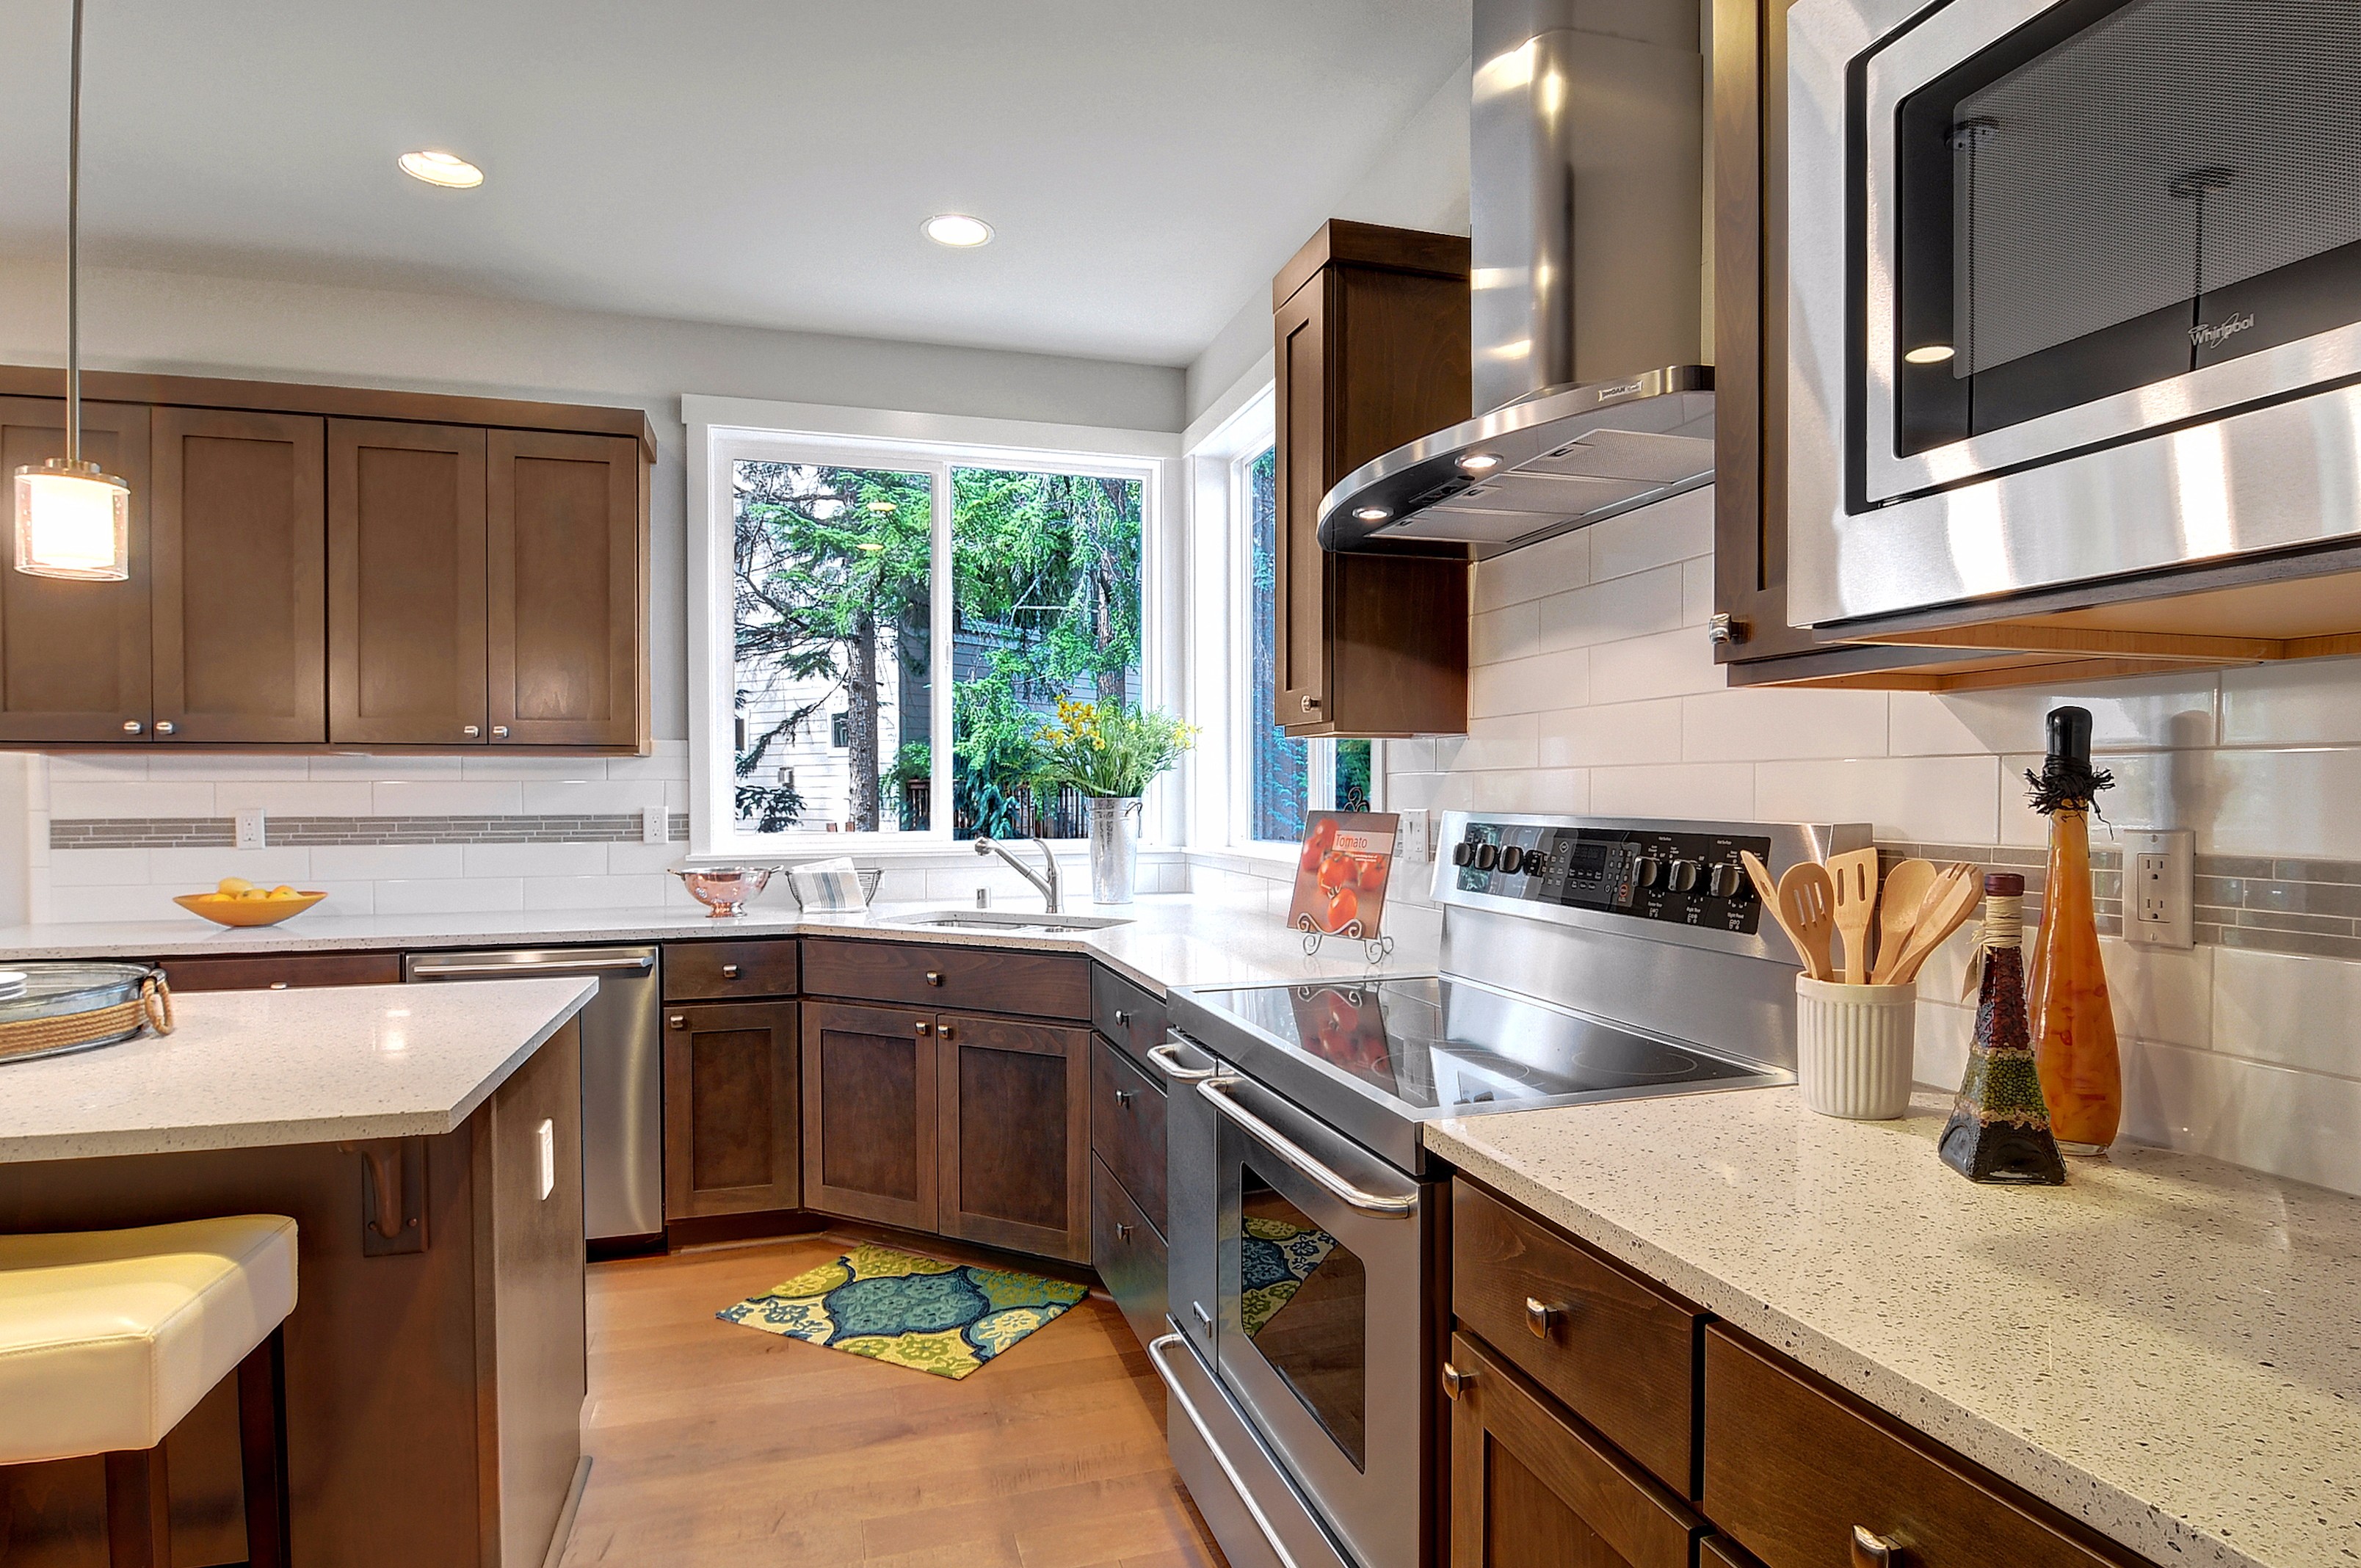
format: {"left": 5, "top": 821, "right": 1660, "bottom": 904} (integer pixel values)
{"left": 410, "top": 955, "right": 656, "bottom": 979}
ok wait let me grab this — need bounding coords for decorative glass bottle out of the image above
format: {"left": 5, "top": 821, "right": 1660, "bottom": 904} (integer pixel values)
{"left": 1940, "top": 873, "right": 2067, "bottom": 1185}
{"left": 2025, "top": 706, "right": 2121, "bottom": 1155}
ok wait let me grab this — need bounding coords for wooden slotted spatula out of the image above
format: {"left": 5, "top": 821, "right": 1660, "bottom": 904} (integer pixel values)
{"left": 1870, "top": 858, "right": 1939, "bottom": 984}
{"left": 1742, "top": 850, "right": 1809, "bottom": 968}
{"left": 1775, "top": 860, "right": 1838, "bottom": 982}
{"left": 1888, "top": 865, "right": 1984, "bottom": 986}
{"left": 1827, "top": 847, "right": 1881, "bottom": 984}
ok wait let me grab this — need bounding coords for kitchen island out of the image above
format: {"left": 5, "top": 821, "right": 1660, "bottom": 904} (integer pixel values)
{"left": 0, "top": 979, "right": 596, "bottom": 1567}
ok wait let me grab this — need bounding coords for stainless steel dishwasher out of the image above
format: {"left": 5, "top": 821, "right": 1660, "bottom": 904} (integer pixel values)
{"left": 405, "top": 946, "right": 663, "bottom": 1246}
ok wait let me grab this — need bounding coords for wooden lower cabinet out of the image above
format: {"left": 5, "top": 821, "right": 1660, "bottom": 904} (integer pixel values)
{"left": 1090, "top": 1155, "right": 1167, "bottom": 1349}
{"left": 662, "top": 1000, "right": 799, "bottom": 1220}
{"left": 1446, "top": 1332, "right": 1705, "bottom": 1568}
{"left": 157, "top": 950, "right": 403, "bottom": 992}
{"left": 937, "top": 1014, "right": 1090, "bottom": 1263}
{"left": 801, "top": 1000, "right": 940, "bottom": 1231}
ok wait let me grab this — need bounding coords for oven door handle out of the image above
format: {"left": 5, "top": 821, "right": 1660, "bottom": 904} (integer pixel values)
{"left": 1146, "top": 1333, "right": 1310, "bottom": 1568}
{"left": 1148, "top": 1040, "right": 1219, "bottom": 1081}
{"left": 1198, "top": 1077, "right": 1419, "bottom": 1217}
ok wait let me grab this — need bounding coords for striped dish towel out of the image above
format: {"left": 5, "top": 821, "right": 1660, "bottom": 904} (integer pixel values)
{"left": 788, "top": 858, "right": 868, "bottom": 912}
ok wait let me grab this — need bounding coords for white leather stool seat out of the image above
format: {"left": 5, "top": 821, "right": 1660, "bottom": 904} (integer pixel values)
{"left": 0, "top": 1215, "right": 297, "bottom": 1465}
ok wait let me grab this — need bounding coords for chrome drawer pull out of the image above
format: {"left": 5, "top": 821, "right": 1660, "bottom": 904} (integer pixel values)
{"left": 1114, "top": 1009, "right": 1133, "bottom": 1026}
{"left": 1852, "top": 1526, "right": 1903, "bottom": 1567}
{"left": 1146, "top": 1335, "right": 1308, "bottom": 1568}
{"left": 1198, "top": 1077, "right": 1418, "bottom": 1216}
{"left": 411, "top": 955, "right": 653, "bottom": 977}
{"left": 720, "top": 963, "right": 740, "bottom": 979}
{"left": 1440, "top": 1362, "right": 1472, "bottom": 1400}
{"left": 924, "top": 970, "right": 944, "bottom": 986}
{"left": 937, "top": 1023, "right": 957, "bottom": 1042}
{"left": 668, "top": 1015, "right": 686, "bottom": 1029}
{"left": 1525, "top": 1297, "right": 1561, "bottom": 1338}
{"left": 1114, "top": 1088, "right": 1136, "bottom": 1106}
{"left": 1114, "top": 1222, "right": 1132, "bottom": 1240}
{"left": 1147, "top": 1041, "right": 1217, "bottom": 1082}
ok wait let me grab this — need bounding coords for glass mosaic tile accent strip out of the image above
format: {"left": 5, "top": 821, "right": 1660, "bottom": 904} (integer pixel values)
{"left": 54, "top": 813, "right": 692, "bottom": 849}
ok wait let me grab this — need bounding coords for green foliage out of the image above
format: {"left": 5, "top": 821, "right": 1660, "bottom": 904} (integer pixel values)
{"left": 885, "top": 741, "right": 932, "bottom": 787}
{"left": 1033, "top": 700, "right": 1197, "bottom": 799}
{"left": 952, "top": 469, "right": 1140, "bottom": 705}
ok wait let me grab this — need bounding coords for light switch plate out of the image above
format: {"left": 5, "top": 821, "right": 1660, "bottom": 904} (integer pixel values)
{"left": 235, "top": 808, "right": 266, "bottom": 850}
{"left": 1398, "top": 808, "right": 1431, "bottom": 863}
{"left": 2125, "top": 828, "right": 2194, "bottom": 949}
{"left": 640, "top": 805, "right": 667, "bottom": 845}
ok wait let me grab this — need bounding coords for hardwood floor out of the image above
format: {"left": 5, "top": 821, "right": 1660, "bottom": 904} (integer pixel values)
{"left": 559, "top": 1227, "right": 1228, "bottom": 1567}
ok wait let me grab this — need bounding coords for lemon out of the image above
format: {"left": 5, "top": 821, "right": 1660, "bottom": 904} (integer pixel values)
{"left": 217, "top": 876, "right": 255, "bottom": 896}
{"left": 236, "top": 888, "right": 270, "bottom": 901}
{"left": 268, "top": 885, "right": 300, "bottom": 899}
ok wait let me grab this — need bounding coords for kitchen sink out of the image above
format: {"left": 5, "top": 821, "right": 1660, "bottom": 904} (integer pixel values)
{"left": 892, "top": 910, "right": 1134, "bottom": 934}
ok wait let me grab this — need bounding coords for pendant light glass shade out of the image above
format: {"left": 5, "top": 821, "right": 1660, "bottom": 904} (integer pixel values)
{"left": 13, "top": 456, "right": 130, "bottom": 580}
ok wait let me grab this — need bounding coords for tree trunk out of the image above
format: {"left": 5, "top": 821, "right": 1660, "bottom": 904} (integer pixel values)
{"left": 846, "top": 611, "right": 880, "bottom": 832}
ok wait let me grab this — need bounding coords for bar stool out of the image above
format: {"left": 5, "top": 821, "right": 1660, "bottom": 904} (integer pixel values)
{"left": 0, "top": 1215, "right": 298, "bottom": 1567}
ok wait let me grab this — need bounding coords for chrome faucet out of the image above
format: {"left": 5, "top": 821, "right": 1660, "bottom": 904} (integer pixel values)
{"left": 973, "top": 835, "right": 1061, "bottom": 913}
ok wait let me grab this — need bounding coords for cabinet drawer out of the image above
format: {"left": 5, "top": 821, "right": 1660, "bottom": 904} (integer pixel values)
{"left": 1702, "top": 1326, "right": 2135, "bottom": 1568}
{"left": 803, "top": 937, "right": 1087, "bottom": 1020}
{"left": 1089, "top": 964, "right": 1167, "bottom": 1068}
{"left": 1090, "top": 1154, "right": 1167, "bottom": 1351}
{"left": 1448, "top": 1332, "right": 1702, "bottom": 1568}
{"left": 1089, "top": 1036, "right": 1166, "bottom": 1234}
{"left": 664, "top": 939, "right": 798, "bottom": 1001}
{"left": 161, "top": 951, "right": 403, "bottom": 992}
{"left": 1451, "top": 1181, "right": 1700, "bottom": 1494}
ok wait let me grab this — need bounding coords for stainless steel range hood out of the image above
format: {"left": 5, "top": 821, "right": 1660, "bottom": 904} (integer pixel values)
{"left": 1319, "top": 0, "right": 1713, "bottom": 556}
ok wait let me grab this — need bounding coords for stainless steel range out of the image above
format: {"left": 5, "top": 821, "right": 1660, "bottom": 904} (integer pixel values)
{"left": 1145, "top": 813, "right": 1869, "bottom": 1568}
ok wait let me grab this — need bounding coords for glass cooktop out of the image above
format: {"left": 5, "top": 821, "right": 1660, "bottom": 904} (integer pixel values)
{"left": 1183, "top": 974, "right": 1777, "bottom": 1118}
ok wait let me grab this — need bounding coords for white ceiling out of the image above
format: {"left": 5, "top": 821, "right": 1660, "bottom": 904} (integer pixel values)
{"left": 0, "top": 1, "right": 1470, "bottom": 367}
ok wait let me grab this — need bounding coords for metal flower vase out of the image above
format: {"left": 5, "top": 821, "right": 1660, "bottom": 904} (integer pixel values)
{"left": 1087, "top": 796, "right": 1143, "bottom": 904}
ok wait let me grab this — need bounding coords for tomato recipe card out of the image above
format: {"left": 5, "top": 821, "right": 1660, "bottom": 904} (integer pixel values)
{"left": 1287, "top": 811, "right": 1401, "bottom": 940}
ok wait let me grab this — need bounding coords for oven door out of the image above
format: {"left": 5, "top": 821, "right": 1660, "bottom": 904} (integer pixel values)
{"left": 1789, "top": 0, "right": 2361, "bottom": 627}
{"left": 1207, "top": 1070, "right": 1433, "bottom": 1568}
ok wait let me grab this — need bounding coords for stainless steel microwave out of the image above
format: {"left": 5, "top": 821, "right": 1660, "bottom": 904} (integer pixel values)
{"left": 1788, "top": 0, "right": 2361, "bottom": 630}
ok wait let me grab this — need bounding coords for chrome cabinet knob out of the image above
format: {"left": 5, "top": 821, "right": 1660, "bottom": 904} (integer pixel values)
{"left": 155, "top": 720, "right": 175, "bottom": 736}
{"left": 1114, "top": 1222, "right": 1133, "bottom": 1241}
{"left": 463, "top": 725, "right": 479, "bottom": 738}
{"left": 1525, "top": 1297, "right": 1562, "bottom": 1338}
{"left": 491, "top": 725, "right": 509, "bottom": 738}
{"left": 924, "top": 970, "right": 943, "bottom": 987}
{"left": 1852, "top": 1526, "right": 1903, "bottom": 1567}
{"left": 937, "top": 1023, "right": 957, "bottom": 1042}
{"left": 915, "top": 1020, "right": 932, "bottom": 1036}
{"left": 667, "top": 1015, "right": 686, "bottom": 1030}
{"left": 1114, "top": 1089, "right": 1136, "bottom": 1106}
{"left": 1440, "top": 1362, "right": 1473, "bottom": 1400}
{"left": 1114, "top": 1009, "right": 1132, "bottom": 1026}
{"left": 720, "top": 963, "right": 740, "bottom": 979}
{"left": 122, "top": 719, "right": 142, "bottom": 734}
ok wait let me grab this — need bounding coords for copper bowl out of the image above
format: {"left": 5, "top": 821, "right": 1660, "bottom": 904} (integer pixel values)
{"left": 673, "top": 866, "right": 775, "bottom": 918}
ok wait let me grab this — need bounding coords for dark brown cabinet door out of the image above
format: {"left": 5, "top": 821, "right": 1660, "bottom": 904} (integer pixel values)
{"left": 662, "top": 1000, "right": 800, "bottom": 1219}
{"left": 151, "top": 407, "right": 326, "bottom": 744}
{"left": 1447, "top": 1332, "right": 1704, "bottom": 1568}
{"left": 487, "top": 429, "right": 643, "bottom": 748}
{"left": 327, "top": 418, "right": 487, "bottom": 746}
{"left": 1270, "top": 222, "right": 1472, "bottom": 738}
{"left": 936, "top": 1012, "right": 1089, "bottom": 1262}
{"left": 800, "top": 999, "right": 938, "bottom": 1231}
{"left": 157, "top": 951, "right": 403, "bottom": 992}
{"left": 0, "top": 397, "right": 151, "bottom": 742}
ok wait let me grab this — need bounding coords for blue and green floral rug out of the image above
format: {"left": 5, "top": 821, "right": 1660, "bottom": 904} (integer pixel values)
{"left": 1241, "top": 1214, "right": 1339, "bottom": 1337}
{"left": 717, "top": 1242, "right": 1088, "bottom": 1379}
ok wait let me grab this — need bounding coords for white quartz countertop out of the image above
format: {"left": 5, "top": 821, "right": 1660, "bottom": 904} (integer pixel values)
{"left": 0, "top": 892, "right": 1440, "bottom": 1000}
{"left": 1426, "top": 1089, "right": 2361, "bottom": 1568}
{"left": 0, "top": 978, "right": 596, "bottom": 1164}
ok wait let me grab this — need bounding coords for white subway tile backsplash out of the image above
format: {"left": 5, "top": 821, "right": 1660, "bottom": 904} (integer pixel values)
{"left": 50, "top": 780, "right": 215, "bottom": 819}
{"left": 308, "top": 755, "right": 465, "bottom": 780}
{"left": 1474, "top": 530, "right": 1588, "bottom": 610}
{"left": 1537, "top": 700, "right": 1685, "bottom": 769}
{"left": 148, "top": 846, "right": 312, "bottom": 886}
{"left": 1755, "top": 755, "right": 2001, "bottom": 843}
{"left": 1680, "top": 688, "right": 1890, "bottom": 764}
{"left": 461, "top": 841, "right": 610, "bottom": 878}
{"left": 146, "top": 755, "right": 316, "bottom": 783}
{"left": 1470, "top": 649, "right": 1590, "bottom": 718}
{"left": 1471, "top": 602, "right": 1543, "bottom": 665}
{"left": 1681, "top": 556, "right": 1713, "bottom": 626}
{"left": 2120, "top": 1039, "right": 2361, "bottom": 1196}
{"left": 1586, "top": 627, "right": 1722, "bottom": 703}
{"left": 1912, "top": 998, "right": 1974, "bottom": 1092}
{"left": 46, "top": 754, "right": 148, "bottom": 783}
{"left": 607, "top": 741, "right": 692, "bottom": 782}
{"left": 520, "top": 780, "right": 667, "bottom": 816}
{"left": 2100, "top": 938, "right": 2213, "bottom": 1053}
{"left": 369, "top": 781, "right": 525, "bottom": 816}
{"left": 1889, "top": 675, "right": 2219, "bottom": 759}
{"left": 1588, "top": 763, "right": 1752, "bottom": 821}
{"left": 521, "top": 874, "right": 669, "bottom": 911}
{"left": 461, "top": 754, "right": 609, "bottom": 780}
{"left": 212, "top": 781, "right": 376, "bottom": 816}
{"left": 2211, "top": 946, "right": 2361, "bottom": 1078}
{"left": 374, "top": 876, "right": 524, "bottom": 916}
{"left": 605, "top": 842, "right": 689, "bottom": 875}
{"left": 2219, "top": 656, "right": 2361, "bottom": 747}
{"left": 49, "top": 883, "right": 180, "bottom": 923}
{"left": 1455, "top": 716, "right": 1539, "bottom": 772}
{"left": 1536, "top": 564, "right": 1686, "bottom": 653}
{"left": 306, "top": 844, "right": 468, "bottom": 882}
{"left": 1586, "top": 490, "right": 1713, "bottom": 584}
{"left": 2208, "top": 747, "right": 2361, "bottom": 860}
{"left": 302, "top": 882, "right": 376, "bottom": 916}
{"left": 48, "top": 849, "right": 151, "bottom": 886}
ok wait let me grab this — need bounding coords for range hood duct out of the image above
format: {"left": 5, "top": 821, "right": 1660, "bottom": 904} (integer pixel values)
{"left": 1319, "top": 0, "right": 1713, "bottom": 556}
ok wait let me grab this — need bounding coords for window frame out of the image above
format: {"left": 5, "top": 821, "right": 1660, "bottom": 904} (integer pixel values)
{"left": 686, "top": 397, "right": 1173, "bottom": 862}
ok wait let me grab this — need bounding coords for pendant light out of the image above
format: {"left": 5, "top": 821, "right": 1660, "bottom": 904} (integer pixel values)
{"left": 12, "top": 0, "right": 130, "bottom": 582}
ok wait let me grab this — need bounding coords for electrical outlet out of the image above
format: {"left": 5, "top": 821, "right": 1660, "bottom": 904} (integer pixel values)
{"left": 536, "top": 1119, "right": 556, "bottom": 1200}
{"left": 640, "top": 805, "right": 667, "bottom": 845}
{"left": 2125, "top": 828, "right": 2194, "bottom": 949}
{"left": 234, "top": 807, "right": 266, "bottom": 850}
{"left": 1399, "top": 808, "right": 1431, "bottom": 863}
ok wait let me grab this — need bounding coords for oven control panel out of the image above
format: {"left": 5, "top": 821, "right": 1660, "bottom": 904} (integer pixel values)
{"left": 1449, "top": 820, "right": 1771, "bottom": 934}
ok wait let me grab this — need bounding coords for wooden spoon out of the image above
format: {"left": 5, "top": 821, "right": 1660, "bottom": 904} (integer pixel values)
{"left": 1826, "top": 846, "right": 1881, "bottom": 984}
{"left": 1889, "top": 865, "right": 1984, "bottom": 986}
{"left": 1775, "top": 860, "right": 1838, "bottom": 982}
{"left": 1742, "top": 851, "right": 1808, "bottom": 966}
{"left": 1870, "top": 859, "right": 1938, "bottom": 984}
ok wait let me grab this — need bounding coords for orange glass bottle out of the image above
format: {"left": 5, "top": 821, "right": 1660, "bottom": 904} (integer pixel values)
{"left": 2026, "top": 707, "right": 2120, "bottom": 1155}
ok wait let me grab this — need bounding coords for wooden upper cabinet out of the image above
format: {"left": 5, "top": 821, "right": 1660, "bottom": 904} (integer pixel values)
{"left": 0, "top": 398, "right": 152, "bottom": 743}
{"left": 327, "top": 419, "right": 489, "bottom": 747}
{"left": 1272, "top": 220, "right": 1472, "bottom": 738}
{"left": 150, "top": 408, "right": 326, "bottom": 744}
{"left": 487, "top": 429, "right": 645, "bottom": 748}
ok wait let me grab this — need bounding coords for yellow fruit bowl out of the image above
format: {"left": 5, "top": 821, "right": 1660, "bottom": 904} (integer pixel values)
{"left": 173, "top": 891, "right": 328, "bottom": 928}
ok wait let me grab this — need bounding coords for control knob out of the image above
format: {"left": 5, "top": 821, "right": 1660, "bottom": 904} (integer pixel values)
{"left": 1452, "top": 841, "right": 1476, "bottom": 867}
{"left": 1499, "top": 846, "right": 1524, "bottom": 874}
{"left": 1475, "top": 843, "right": 1501, "bottom": 871}
{"left": 1667, "top": 860, "right": 1700, "bottom": 893}
{"left": 1708, "top": 862, "right": 1747, "bottom": 900}
{"left": 1633, "top": 857, "right": 1661, "bottom": 888}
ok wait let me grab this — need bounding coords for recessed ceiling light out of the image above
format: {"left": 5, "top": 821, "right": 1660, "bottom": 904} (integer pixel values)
{"left": 399, "top": 150, "right": 484, "bottom": 189}
{"left": 1354, "top": 507, "right": 1391, "bottom": 523}
{"left": 1461, "top": 453, "right": 1504, "bottom": 473}
{"left": 922, "top": 213, "right": 993, "bottom": 248}
{"left": 1904, "top": 344, "right": 1956, "bottom": 365}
